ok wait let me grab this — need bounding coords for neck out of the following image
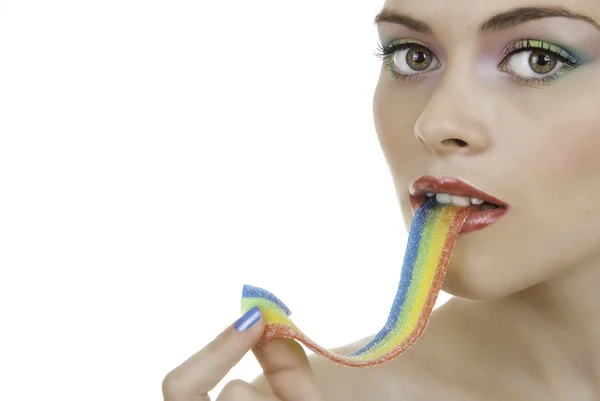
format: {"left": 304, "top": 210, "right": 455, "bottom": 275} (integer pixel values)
{"left": 412, "top": 256, "right": 600, "bottom": 400}
{"left": 488, "top": 255, "right": 600, "bottom": 395}
{"left": 508, "top": 255, "right": 600, "bottom": 350}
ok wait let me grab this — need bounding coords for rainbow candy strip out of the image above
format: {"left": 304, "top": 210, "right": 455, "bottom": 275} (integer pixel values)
{"left": 241, "top": 197, "right": 472, "bottom": 367}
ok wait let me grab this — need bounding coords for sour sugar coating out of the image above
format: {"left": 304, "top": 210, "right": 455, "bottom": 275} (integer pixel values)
{"left": 241, "top": 197, "right": 472, "bottom": 368}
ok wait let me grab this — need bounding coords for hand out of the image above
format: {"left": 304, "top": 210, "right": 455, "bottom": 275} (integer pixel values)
{"left": 162, "top": 306, "right": 323, "bottom": 401}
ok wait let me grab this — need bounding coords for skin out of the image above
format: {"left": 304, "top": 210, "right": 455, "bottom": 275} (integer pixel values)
{"left": 163, "top": 0, "right": 600, "bottom": 400}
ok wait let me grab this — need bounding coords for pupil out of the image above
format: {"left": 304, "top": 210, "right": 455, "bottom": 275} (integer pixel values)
{"left": 413, "top": 52, "right": 427, "bottom": 63}
{"left": 535, "top": 54, "right": 551, "bottom": 66}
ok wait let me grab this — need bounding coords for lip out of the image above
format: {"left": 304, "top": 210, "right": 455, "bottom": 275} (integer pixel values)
{"left": 409, "top": 175, "right": 509, "bottom": 234}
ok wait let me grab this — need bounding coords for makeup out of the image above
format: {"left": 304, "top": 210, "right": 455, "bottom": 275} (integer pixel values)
{"left": 410, "top": 176, "right": 508, "bottom": 234}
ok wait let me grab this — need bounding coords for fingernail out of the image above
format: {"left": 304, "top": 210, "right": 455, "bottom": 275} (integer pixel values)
{"left": 234, "top": 306, "right": 262, "bottom": 332}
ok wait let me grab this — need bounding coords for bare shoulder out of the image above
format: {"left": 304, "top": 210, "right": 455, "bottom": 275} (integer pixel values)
{"left": 252, "top": 335, "right": 427, "bottom": 401}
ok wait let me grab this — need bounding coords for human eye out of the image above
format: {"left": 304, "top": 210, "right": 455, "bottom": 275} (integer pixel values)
{"left": 497, "top": 39, "right": 584, "bottom": 86}
{"left": 374, "top": 39, "right": 441, "bottom": 82}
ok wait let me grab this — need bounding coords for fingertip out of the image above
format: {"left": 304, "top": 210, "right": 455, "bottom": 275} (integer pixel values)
{"left": 230, "top": 307, "right": 266, "bottom": 348}
{"left": 234, "top": 305, "right": 264, "bottom": 332}
{"left": 252, "top": 337, "right": 321, "bottom": 401}
{"left": 253, "top": 337, "right": 311, "bottom": 371}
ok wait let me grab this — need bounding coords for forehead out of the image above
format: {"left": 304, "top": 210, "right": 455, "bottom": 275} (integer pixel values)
{"left": 381, "top": 0, "right": 600, "bottom": 30}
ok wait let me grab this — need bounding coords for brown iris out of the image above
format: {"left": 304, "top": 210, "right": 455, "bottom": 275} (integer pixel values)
{"left": 529, "top": 50, "right": 557, "bottom": 74}
{"left": 406, "top": 46, "right": 433, "bottom": 71}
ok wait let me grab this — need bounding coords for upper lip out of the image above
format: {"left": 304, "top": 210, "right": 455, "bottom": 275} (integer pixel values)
{"left": 410, "top": 175, "right": 508, "bottom": 207}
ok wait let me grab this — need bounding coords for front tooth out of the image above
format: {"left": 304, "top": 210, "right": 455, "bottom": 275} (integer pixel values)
{"left": 471, "top": 197, "right": 484, "bottom": 205}
{"left": 451, "top": 195, "right": 471, "bottom": 207}
{"left": 426, "top": 192, "right": 435, "bottom": 197}
{"left": 436, "top": 193, "right": 452, "bottom": 204}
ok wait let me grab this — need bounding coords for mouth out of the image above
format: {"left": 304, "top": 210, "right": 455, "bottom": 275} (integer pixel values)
{"left": 409, "top": 176, "right": 509, "bottom": 234}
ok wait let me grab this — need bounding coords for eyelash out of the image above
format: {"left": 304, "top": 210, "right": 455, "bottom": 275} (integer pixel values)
{"left": 373, "top": 39, "right": 583, "bottom": 85}
{"left": 374, "top": 41, "right": 428, "bottom": 82}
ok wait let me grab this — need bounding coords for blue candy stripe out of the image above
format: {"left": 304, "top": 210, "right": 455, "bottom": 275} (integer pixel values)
{"left": 242, "top": 284, "right": 292, "bottom": 316}
{"left": 347, "top": 197, "right": 435, "bottom": 356}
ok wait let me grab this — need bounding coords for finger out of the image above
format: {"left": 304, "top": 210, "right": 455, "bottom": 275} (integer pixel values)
{"left": 162, "top": 306, "right": 265, "bottom": 401}
{"left": 252, "top": 337, "right": 322, "bottom": 401}
{"left": 216, "top": 379, "right": 278, "bottom": 401}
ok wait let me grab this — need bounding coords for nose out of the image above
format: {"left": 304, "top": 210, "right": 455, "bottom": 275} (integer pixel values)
{"left": 414, "top": 79, "right": 491, "bottom": 157}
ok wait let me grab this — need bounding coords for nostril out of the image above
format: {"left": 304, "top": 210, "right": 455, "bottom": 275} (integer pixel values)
{"left": 442, "top": 138, "right": 468, "bottom": 147}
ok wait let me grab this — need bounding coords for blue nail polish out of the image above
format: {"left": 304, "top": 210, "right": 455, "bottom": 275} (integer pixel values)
{"left": 234, "top": 306, "right": 261, "bottom": 332}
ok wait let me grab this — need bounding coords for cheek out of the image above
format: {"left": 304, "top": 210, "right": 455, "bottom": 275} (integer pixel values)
{"left": 533, "top": 100, "right": 600, "bottom": 262}
{"left": 520, "top": 67, "right": 600, "bottom": 183}
{"left": 533, "top": 121, "right": 600, "bottom": 181}
{"left": 373, "top": 80, "right": 429, "bottom": 176}
{"left": 447, "top": 91, "right": 600, "bottom": 299}
{"left": 519, "top": 89, "right": 600, "bottom": 201}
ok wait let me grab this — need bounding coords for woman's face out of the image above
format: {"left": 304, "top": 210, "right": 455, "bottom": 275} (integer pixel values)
{"left": 373, "top": 0, "right": 600, "bottom": 300}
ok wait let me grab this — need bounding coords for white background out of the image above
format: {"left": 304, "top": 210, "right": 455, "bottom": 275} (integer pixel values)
{"left": 0, "top": 1, "right": 452, "bottom": 399}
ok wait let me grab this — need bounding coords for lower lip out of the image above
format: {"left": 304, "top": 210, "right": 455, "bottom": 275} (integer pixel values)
{"left": 410, "top": 198, "right": 508, "bottom": 233}
{"left": 459, "top": 207, "right": 508, "bottom": 233}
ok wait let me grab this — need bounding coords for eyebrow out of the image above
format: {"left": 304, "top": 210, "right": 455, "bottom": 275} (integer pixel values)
{"left": 374, "top": 5, "right": 600, "bottom": 34}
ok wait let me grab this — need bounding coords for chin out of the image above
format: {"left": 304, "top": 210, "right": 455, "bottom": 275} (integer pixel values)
{"left": 441, "top": 259, "right": 513, "bottom": 301}
{"left": 440, "top": 229, "right": 579, "bottom": 301}
{"left": 399, "top": 198, "right": 569, "bottom": 301}
{"left": 438, "top": 230, "right": 538, "bottom": 301}
{"left": 400, "top": 200, "right": 520, "bottom": 300}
